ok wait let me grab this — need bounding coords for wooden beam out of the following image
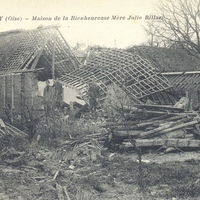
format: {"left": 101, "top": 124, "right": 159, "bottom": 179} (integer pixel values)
{"left": 20, "top": 73, "right": 26, "bottom": 124}
{"left": 127, "top": 104, "right": 184, "bottom": 112}
{"left": 3, "top": 76, "right": 6, "bottom": 108}
{"left": 0, "top": 68, "right": 45, "bottom": 76}
{"left": 30, "top": 46, "right": 46, "bottom": 70}
{"left": 11, "top": 75, "right": 15, "bottom": 110}
{"left": 10, "top": 74, "right": 15, "bottom": 122}
{"left": 113, "top": 130, "right": 141, "bottom": 138}
{"left": 162, "top": 71, "right": 200, "bottom": 75}
{"left": 123, "top": 139, "right": 200, "bottom": 148}
{"left": 138, "top": 117, "right": 193, "bottom": 139}
{"left": 52, "top": 39, "right": 56, "bottom": 79}
{"left": 56, "top": 28, "right": 81, "bottom": 66}
{"left": 55, "top": 59, "right": 69, "bottom": 65}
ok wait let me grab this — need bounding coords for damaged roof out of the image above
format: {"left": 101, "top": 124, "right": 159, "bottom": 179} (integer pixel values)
{"left": 127, "top": 46, "right": 200, "bottom": 72}
{"left": 0, "top": 25, "right": 80, "bottom": 75}
{"left": 59, "top": 47, "right": 178, "bottom": 107}
{"left": 162, "top": 71, "right": 200, "bottom": 93}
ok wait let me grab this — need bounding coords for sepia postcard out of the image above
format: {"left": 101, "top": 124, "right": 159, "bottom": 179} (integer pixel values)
{"left": 0, "top": 0, "right": 199, "bottom": 199}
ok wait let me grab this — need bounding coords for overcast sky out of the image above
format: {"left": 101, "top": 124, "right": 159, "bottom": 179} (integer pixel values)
{"left": 0, "top": 0, "right": 160, "bottom": 48}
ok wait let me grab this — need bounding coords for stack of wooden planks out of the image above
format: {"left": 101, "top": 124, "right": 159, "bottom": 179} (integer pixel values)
{"left": 104, "top": 104, "right": 200, "bottom": 150}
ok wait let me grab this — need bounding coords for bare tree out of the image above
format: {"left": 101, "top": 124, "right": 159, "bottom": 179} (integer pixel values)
{"left": 143, "top": 20, "right": 164, "bottom": 47}
{"left": 143, "top": 20, "right": 172, "bottom": 47}
{"left": 144, "top": 0, "right": 200, "bottom": 58}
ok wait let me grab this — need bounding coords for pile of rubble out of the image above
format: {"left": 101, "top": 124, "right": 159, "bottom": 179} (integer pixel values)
{"left": 0, "top": 135, "right": 106, "bottom": 199}
{"left": 105, "top": 103, "right": 200, "bottom": 152}
{"left": 0, "top": 119, "right": 27, "bottom": 139}
{"left": 0, "top": 105, "right": 200, "bottom": 198}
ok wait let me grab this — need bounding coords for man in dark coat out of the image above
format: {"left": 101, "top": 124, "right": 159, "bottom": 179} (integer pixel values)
{"left": 43, "top": 80, "right": 53, "bottom": 116}
{"left": 88, "top": 80, "right": 100, "bottom": 112}
{"left": 52, "top": 78, "right": 63, "bottom": 109}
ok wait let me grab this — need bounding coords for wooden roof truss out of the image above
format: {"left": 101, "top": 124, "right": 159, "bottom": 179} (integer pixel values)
{"left": 60, "top": 48, "right": 176, "bottom": 107}
{"left": 1, "top": 26, "right": 80, "bottom": 75}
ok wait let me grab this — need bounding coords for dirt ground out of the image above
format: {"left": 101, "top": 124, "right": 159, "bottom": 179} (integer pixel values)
{"left": 0, "top": 110, "right": 200, "bottom": 200}
{"left": 0, "top": 144, "right": 200, "bottom": 200}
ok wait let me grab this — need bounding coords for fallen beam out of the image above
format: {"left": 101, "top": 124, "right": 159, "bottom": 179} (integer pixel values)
{"left": 114, "top": 125, "right": 141, "bottom": 131}
{"left": 139, "top": 117, "right": 193, "bottom": 138}
{"left": 113, "top": 130, "right": 141, "bottom": 138}
{"left": 123, "top": 139, "right": 200, "bottom": 148}
{"left": 123, "top": 104, "right": 185, "bottom": 112}
{"left": 126, "top": 110, "right": 197, "bottom": 117}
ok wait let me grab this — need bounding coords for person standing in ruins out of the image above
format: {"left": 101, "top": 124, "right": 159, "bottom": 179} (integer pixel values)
{"left": 88, "top": 80, "right": 100, "bottom": 115}
{"left": 52, "top": 78, "right": 63, "bottom": 110}
{"left": 43, "top": 79, "right": 53, "bottom": 116}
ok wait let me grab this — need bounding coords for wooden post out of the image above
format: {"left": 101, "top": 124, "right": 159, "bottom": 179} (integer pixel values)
{"left": 137, "top": 147, "right": 143, "bottom": 192}
{"left": 3, "top": 75, "right": 6, "bottom": 108}
{"left": 11, "top": 74, "right": 15, "bottom": 109}
{"left": 52, "top": 39, "right": 56, "bottom": 80}
{"left": 197, "top": 90, "right": 200, "bottom": 106}
{"left": 11, "top": 74, "right": 15, "bottom": 122}
{"left": 21, "top": 73, "right": 25, "bottom": 125}
{"left": 185, "top": 90, "right": 191, "bottom": 111}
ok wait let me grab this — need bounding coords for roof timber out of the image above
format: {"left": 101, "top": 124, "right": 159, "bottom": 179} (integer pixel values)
{"left": 60, "top": 48, "right": 177, "bottom": 107}
{"left": 0, "top": 25, "right": 80, "bottom": 76}
{"left": 162, "top": 72, "right": 200, "bottom": 92}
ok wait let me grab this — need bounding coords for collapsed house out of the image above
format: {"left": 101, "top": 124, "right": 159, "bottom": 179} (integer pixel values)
{"left": 127, "top": 46, "right": 200, "bottom": 72}
{"left": 59, "top": 47, "right": 179, "bottom": 112}
{"left": 162, "top": 71, "right": 200, "bottom": 107}
{"left": 87, "top": 46, "right": 200, "bottom": 151}
{"left": 0, "top": 25, "right": 199, "bottom": 158}
{"left": 0, "top": 25, "right": 81, "bottom": 120}
{"left": 127, "top": 46, "right": 200, "bottom": 108}
{"left": 58, "top": 46, "right": 200, "bottom": 151}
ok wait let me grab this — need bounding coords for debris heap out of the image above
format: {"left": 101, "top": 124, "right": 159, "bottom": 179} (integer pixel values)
{"left": 105, "top": 104, "right": 200, "bottom": 152}
{"left": 0, "top": 118, "right": 27, "bottom": 139}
